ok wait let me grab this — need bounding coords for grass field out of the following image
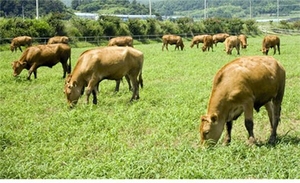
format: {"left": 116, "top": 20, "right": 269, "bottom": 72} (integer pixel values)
{"left": 0, "top": 35, "right": 300, "bottom": 179}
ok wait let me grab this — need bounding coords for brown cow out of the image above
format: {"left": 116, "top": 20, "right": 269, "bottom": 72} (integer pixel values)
{"left": 12, "top": 44, "right": 71, "bottom": 80}
{"left": 190, "top": 35, "right": 208, "bottom": 48}
{"left": 162, "top": 35, "right": 184, "bottom": 51}
{"left": 64, "top": 46, "right": 144, "bottom": 108}
{"left": 200, "top": 56, "right": 285, "bottom": 146}
{"left": 224, "top": 36, "right": 240, "bottom": 55}
{"left": 201, "top": 35, "right": 213, "bottom": 52}
{"left": 108, "top": 36, "right": 133, "bottom": 47}
{"left": 262, "top": 35, "right": 280, "bottom": 55}
{"left": 10, "top": 36, "right": 32, "bottom": 52}
{"left": 212, "top": 33, "right": 230, "bottom": 47}
{"left": 238, "top": 34, "right": 247, "bottom": 49}
{"left": 47, "top": 36, "right": 69, "bottom": 44}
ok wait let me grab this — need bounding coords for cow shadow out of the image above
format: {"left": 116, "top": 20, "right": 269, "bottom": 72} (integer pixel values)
{"left": 256, "top": 133, "right": 300, "bottom": 147}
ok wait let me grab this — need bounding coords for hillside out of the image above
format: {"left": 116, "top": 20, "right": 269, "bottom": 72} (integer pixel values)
{"left": 151, "top": 0, "right": 300, "bottom": 20}
{"left": 60, "top": 0, "right": 300, "bottom": 20}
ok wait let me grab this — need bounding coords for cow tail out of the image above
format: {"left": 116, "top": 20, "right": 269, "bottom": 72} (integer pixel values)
{"left": 68, "top": 50, "right": 71, "bottom": 73}
{"left": 138, "top": 71, "right": 143, "bottom": 88}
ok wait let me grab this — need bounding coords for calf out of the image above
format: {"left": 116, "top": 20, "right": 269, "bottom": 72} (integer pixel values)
{"left": 212, "top": 33, "right": 230, "bottom": 47}
{"left": 47, "top": 36, "right": 69, "bottom": 44}
{"left": 200, "top": 56, "right": 285, "bottom": 146}
{"left": 12, "top": 44, "right": 71, "bottom": 80}
{"left": 202, "top": 35, "right": 213, "bottom": 52}
{"left": 162, "top": 35, "right": 184, "bottom": 51}
{"left": 64, "top": 46, "right": 144, "bottom": 108}
{"left": 190, "top": 35, "right": 208, "bottom": 48}
{"left": 10, "top": 36, "right": 32, "bottom": 52}
{"left": 262, "top": 35, "right": 280, "bottom": 55}
{"left": 108, "top": 36, "right": 133, "bottom": 47}
{"left": 224, "top": 36, "right": 240, "bottom": 55}
{"left": 238, "top": 34, "right": 248, "bottom": 49}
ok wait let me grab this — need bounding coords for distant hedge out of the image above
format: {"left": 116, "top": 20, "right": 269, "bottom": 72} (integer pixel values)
{"left": 0, "top": 16, "right": 263, "bottom": 45}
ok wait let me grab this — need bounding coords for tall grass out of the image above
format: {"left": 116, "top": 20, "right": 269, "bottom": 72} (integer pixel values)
{"left": 0, "top": 35, "right": 300, "bottom": 179}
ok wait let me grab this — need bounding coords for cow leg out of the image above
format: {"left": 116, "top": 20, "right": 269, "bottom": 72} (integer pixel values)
{"left": 277, "top": 44, "right": 280, "bottom": 55}
{"left": 266, "top": 99, "right": 282, "bottom": 145}
{"left": 128, "top": 74, "right": 139, "bottom": 101}
{"left": 28, "top": 63, "right": 38, "bottom": 80}
{"left": 244, "top": 103, "right": 256, "bottom": 145}
{"left": 125, "top": 75, "right": 132, "bottom": 91}
{"left": 162, "top": 43, "right": 167, "bottom": 51}
{"left": 33, "top": 70, "right": 37, "bottom": 79}
{"left": 92, "top": 87, "right": 98, "bottom": 104}
{"left": 115, "top": 80, "right": 121, "bottom": 92}
{"left": 273, "top": 47, "right": 276, "bottom": 55}
{"left": 19, "top": 46, "right": 23, "bottom": 52}
{"left": 223, "top": 121, "right": 233, "bottom": 145}
{"left": 86, "top": 77, "right": 99, "bottom": 104}
{"left": 61, "top": 63, "right": 68, "bottom": 78}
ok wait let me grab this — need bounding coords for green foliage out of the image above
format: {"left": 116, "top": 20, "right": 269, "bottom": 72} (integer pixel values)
{"left": 152, "top": 0, "right": 300, "bottom": 18}
{"left": 0, "top": 0, "right": 68, "bottom": 18}
{"left": 31, "top": 20, "right": 54, "bottom": 37}
{"left": 45, "top": 13, "right": 68, "bottom": 36}
{"left": 71, "top": 0, "right": 150, "bottom": 15}
{"left": 127, "top": 19, "right": 148, "bottom": 35}
{"left": 0, "top": 36, "right": 300, "bottom": 178}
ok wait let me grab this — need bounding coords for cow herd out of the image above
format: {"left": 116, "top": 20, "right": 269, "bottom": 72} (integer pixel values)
{"left": 163, "top": 33, "right": 280, "bottom": 57}
{"left": 9, "top": 34, "right": 285, "bottom": 146}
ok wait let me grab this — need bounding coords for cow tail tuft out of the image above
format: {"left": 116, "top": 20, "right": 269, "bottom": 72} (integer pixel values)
{"left": 138, "top": 72, "right": 143, "bottom": 88}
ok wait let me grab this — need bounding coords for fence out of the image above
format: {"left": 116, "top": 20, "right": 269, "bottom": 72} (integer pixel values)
{"left": 1, "top": 29, "right": 299, "bottom": 47}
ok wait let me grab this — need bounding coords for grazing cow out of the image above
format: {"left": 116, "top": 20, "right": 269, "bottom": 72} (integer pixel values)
{"left": 10, "top": 36, "right": 32, "bottom": 52}
{"left": 224, "top": 36, "right": 240, "bottom": 55}
{"left": 200, "top": 56, "right": 285, "bottom": 146}
{"left": 64, "top": 46, "right": 144, "bottom": 108}
{"left": 47, "top": 36, "right": 69, "bottom": 44}
{"left": 262, "top": 35, "right": 280, "bottom": 55}
{"left": 212, "top": 33, "right": 230, "bottom": 47}
{"left": 162, "top": 35, "right": 184, "bottom": 51}
{"left": 238, "top": 34, "right": 247, "bottom": 49}
{"left": 190, "top": 35, "right": 208, "bottom": 48}
{"left": 108, "top": 36, "right": 133, "bottom": 47}
{"left": 12, "top": 44, "right": 71, "bottom": 80}
{"left": 201, "top": 35, "right": 214, "bottom": 52}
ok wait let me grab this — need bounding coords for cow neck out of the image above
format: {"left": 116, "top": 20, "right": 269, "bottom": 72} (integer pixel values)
{"left": 70, "top": 72, "right": 86, "bottom": 88}
{"left": 207, "top": 93, "right": 231, "bottom": 123}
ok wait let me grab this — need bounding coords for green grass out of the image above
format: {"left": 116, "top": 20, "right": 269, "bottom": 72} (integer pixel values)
{"left": 0, "top": 35, "right": 300, "bottom": 179}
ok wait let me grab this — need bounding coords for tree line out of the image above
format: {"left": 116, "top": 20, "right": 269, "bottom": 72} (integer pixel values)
{"left": 0, "top": 14, "right": 262, "bottom": 44}
{"left": 152, "top": 0, "right": 300, "bottom": 19}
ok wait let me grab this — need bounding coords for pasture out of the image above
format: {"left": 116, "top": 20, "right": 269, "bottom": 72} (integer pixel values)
{"left": 0, "top": 35, "right": 300, "bottom": 179}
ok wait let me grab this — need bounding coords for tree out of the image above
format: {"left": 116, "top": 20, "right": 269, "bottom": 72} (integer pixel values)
{"left": 0, "top": 0, "right": 68, "bottom": 18}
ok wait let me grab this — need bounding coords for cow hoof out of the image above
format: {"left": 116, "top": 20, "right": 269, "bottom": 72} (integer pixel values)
{"left": 268, "top": 136, "right": 277, "bottom": 145}
{"left": 247, "top": 137, "right": 256, "bottom": 146}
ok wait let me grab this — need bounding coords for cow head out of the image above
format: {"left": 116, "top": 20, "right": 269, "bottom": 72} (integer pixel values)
{"left": 10, "top": 45, "right": 15, "bottom": 52}
{"left": 11, "top": 61, "right": 26, "bottom": 76}
{"left": 262, "top": 47, "right": 269, "bottom": 55}
{"left": 200, "top": 114, "right": 224, "bottom": 146}
{"left": 64, "top": 74, "right": 82, "bottom": 108}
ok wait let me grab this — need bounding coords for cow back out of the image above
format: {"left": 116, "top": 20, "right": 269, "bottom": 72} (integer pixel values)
{"left": 48, "top": 36, "right": 69, "bottom": 44}
{"left": 210, "top": 56, "right": 285, "bottom": 110}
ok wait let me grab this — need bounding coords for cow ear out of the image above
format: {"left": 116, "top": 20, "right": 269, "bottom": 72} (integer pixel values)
{"left": 72, "top": 81, "right": 78, "bottom": 87}
{"left": 210, "top": 114, "right": 218, "bottom": 124}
